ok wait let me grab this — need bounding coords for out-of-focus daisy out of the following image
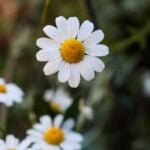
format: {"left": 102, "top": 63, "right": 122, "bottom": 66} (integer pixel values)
{"left": 0, "top": 134, "right": 31, "bottom": 150}
{"left": 79, "top": 100, "right": 94, "bottom": 120}
{"left": 0, "top": 78, "right": 24, "bottom": 106}
{"left": 36, "top": 16, "right": 109, "bottom": 88}
{"left": 27, "top": 115, "right": 83, "bottom": 150}
{"left": 44, "top": 88, "right": 73, "bottom": 113}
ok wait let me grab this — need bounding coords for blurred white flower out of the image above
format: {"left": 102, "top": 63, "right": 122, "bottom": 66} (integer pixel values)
{"left": 44, "top": 88, "right": 73, "bottom": 113}
{"left": 27, "top": 115, "right": 83, "bottom": 150}
{"left": 143, "top": 72, "right": 150, "bottom": 97}
{"left": 0, "top": 78, "right": 24, "bottom": 107}
{"left": 79, "top": 100, "right": 94, "bottom": 120}
{"left": 36, "top": 16, "right": 109, "bottom": 88}
{"left": 0, "top": 135, "right": 31, "bottom": 150}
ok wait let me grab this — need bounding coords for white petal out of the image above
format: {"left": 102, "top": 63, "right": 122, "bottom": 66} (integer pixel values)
{"left": 84, "top": 55, "right": 105, "bottom": 72}
{"left": 65, "top": 132, "right": 83, "bottom": 142}
{"left": 18, "top": 138, "right": 32, "bottom": 150}
{"left": 27, "top": 129, "right": 43, "bottom": 138}
{"left": 0, "top": 140, "right": 6, "bottom": 150}
{"left": 77, "top": 20, "right": 94, "bottom": 41}
{"left": 58, "top": 61, "right": 71, "bottom": 83}
{"left": 36, "top": 38, "right": 60, "bottom": 49}
{"left": 84, "top": 30, "right": 104, "bottom": 46}
{"left": 67, "top": 17, "right": 80, "bottom": 38}
{"left": 85, "top": 44, "right": 109, "bottom": 56}
{"left": 62, "top": 119, "right": 75, "bottom": 131}
{"left": 60, "top": 141, "right": 82, "bottom": 150}
{"left": 77, "top": 58, "right": 95, "bottom": 81}
{"left": 43, "top": 57, "right": 62, "bottom": 75}
{"left": 43, "top": 25, "right": 64, "bottom": 43}
{"left": 6, "top": 135, "right": 19, "bottom": 148}
{"left": 36, "top": 49, "right": 60, "bottom": 62}
{"left": 68, "top": 64, "right": 80, "bottom": 88}
{"left": 55, "top": 16, "right": 69, "bottom": 40}
{"left": 40, "top": 115, "right": 52, "bottom": 128}
{"left": 0, "top": 78, "right": 5, "bottom": 84}
{"left": 53, "top": 115, "right": 64, "bottom": 127}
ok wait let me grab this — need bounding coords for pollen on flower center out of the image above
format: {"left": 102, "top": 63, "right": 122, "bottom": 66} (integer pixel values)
{"left": 44, "top": 127, "right": 64, "bottom": 145}
{"left": 60, "top": 38, "right": 85, "bottom": 63}
{"left": 0, "top": 84, "right": 7, "bottom": 93}
{"left": 7, "top": 148, "right": 15, "bottom": 150}
{"left": 50, "top": 102, "right": 61, "bottom": 112}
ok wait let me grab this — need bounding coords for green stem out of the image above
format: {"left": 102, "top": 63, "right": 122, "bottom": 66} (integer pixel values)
{"left": 41, "top": 0, "right": 51, "bottom": 27}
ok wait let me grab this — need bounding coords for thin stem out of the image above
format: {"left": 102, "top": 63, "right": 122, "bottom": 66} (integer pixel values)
{"left": 41, "top": 0, "right": 51, "bottom": 27}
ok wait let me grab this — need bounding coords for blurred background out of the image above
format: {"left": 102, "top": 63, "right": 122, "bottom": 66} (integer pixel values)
{"left": 0, "top": 0, "right": 150, "bottom": 150}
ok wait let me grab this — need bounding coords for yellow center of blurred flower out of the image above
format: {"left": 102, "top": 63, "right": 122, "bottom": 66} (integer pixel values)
{"left": 0, "top": 84, "right": 7, "bottom": 93}
{"left": 50, "top": 102, "right": 61, "bottom": 112}
{"left": 7, "top": 148, "right": 15, "bottom": 150}
{"left": 61, "top": 38, "right": 85, "bottom": 63}
{"left": 44, "top": 127, "right": 64, "bottom": 145}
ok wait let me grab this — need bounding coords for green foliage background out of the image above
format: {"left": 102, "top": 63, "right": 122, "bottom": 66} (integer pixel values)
{"left": 0, "top": 0, "right": 150, "bottom": 150}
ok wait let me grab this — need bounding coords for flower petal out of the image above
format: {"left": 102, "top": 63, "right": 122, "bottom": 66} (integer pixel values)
{"left": 53, "top": 115, "right": 64, "bottom": 127}
{"left": 77, "top": 20, "right": 94, "bottom": 41}
{"left": 62, "top": 119, "right": 75, "bottom": 131}
{"left": 43, "top": 25, "right": 64, "bottom": 43}
{"left": 68, "top": 64, "right": 80, "bottom": 88}
{"left": 65, "top": 132, "right": 83, "bottom": 142}
{"left": 77, "top": 58, "right": 95, "bottom": 81}
{"left": 67, "top": 17, "right": 80, "bottom": 38}
{"left": 84, "top": 55, "right": 105, "bottom": 72}
{"left": 55, "top": 16, "right": 69, "bottom": 40}
{"left": 58, "top": 61, "right": 71, "bottom": 83}
{"left": 36, "top": 38, "right": 60, "bottom": 49}
{"left": 36, "top": 49, "right": 60, "bottom": 62}
{"left": 43, "top": 57, "right": 62, "bottom": 75}
{"left": 84, "top": 30, "right": 104, "bottom": 46}
{"left": 85, "top": 44, "right": 109, "bottom": 56}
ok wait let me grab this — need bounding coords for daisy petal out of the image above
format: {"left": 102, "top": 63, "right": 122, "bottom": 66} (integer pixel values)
{"left": 68, "top": 64, "right": 80, "bottom": 88}
{"left": 56, "top": 16, "right": 69, "bottom": 40}
{"left": 36, "top": 38, "right": 60, "bottom": 49}
{"left": 85, "top": 55, "right": 105, "bottom": 72}
{"left": 60, "top": 141, "right": 81, "bottom": 150}
{"left": 68, "top": 17, "right": 80, "bottom": 38}
{"left": 77, "top": 20, "right": 94, "bottom": 41}
{"left": 65, "top": 132, "right": 83, "bottom": 142}
{"left": 36, "top": 49, "right": 60, "bottom": 62}
{"left": 43, "top": 57, "right": 62, "bottom": 75}
{"left": 84, "top": 30, "right": 104, "bottom": 46}
{"left": 53, "top": 115, "right": 64, "bottom": 127}
{"left": 86, "top": 44, "right": 109, "bottom": 56}
{"left": 77, "top": 58, "right": 95, "bottom": 81}
{"left": 43, "top": 25, "right": 64, "bottom": 43}
{"left": 62, "top": 119, "right": 75, "bottom": 131}
{"left": 58, "top": 62, "right": 71, "bottom": 83}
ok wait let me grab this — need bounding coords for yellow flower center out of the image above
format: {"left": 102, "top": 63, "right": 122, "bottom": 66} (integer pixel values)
{"left": 0, "top": 84, "right": 7, "bottom": 93}
{"left": 61, "top": 38, "right": 85, "bottom": 63}
{"left": 50, "top": 102, "right": 61, "bottom": 112}
{"left": 44, "top": 127, "right": 64, "bottom": 145}
{"left": 7, "top": 149, "right": 15, "bottom": 150}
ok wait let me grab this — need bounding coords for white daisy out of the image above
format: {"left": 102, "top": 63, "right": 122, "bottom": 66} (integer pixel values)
{"left": 36, "top": 16, "right": 109, "bottom": 88}
{"left": 0, "top": 134, "right": 31, "bottom": 150}
{"left": 27, "top": 115, "right": 83, "bottom": 150}
{"left": 0, "top": 78, "right": 24, "bottom": 107}
{"left": 44, "top": 88, "right": 73, "bottom": 113}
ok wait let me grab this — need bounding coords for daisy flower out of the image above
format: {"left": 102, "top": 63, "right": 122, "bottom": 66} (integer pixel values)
{"left": 0, "top": 134, "right": 31, "bottom": 150}
{"left": 36, "top": 16, "right": 109, "bottom": 88}
{"left": 27, "top": 115, "right": 83, "bottom": 150}
{"left": 44, "top": 88, "right": 73, "bottom": 113}
{"left": 0, "top": 78, "right": 24, "bottom": 107}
